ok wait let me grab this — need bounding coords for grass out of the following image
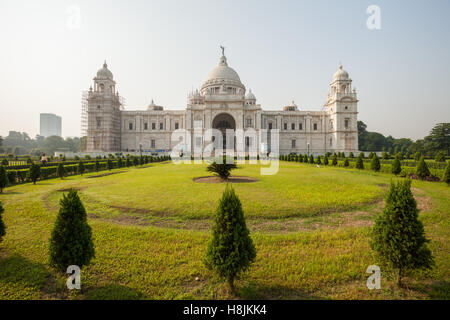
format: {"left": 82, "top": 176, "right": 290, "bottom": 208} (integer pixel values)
{"left": 0, "top": 161, "right": 448, "bottom": 300}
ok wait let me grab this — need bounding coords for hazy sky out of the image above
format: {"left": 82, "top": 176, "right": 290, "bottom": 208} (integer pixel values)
{"left": 0, "top": 0, "right": 449, "bottom": 140}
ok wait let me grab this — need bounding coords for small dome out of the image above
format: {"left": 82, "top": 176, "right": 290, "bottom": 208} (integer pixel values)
{"left": 96, "top": 61, "right": 113, "bottom": 79}
{"left": 147, "top": 99, "right": 163, "bottom": 111}
{"left": 333, "top": 65, "right": 349, "bottom": 81}
{"left": 283, "top": 100, "right": 298, "bottom": 111}
{"left": 245, "top": 89, "right": 256, "bottom": 100}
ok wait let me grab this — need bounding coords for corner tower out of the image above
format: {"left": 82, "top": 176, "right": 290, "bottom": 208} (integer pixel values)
{"left": 325, "top": 65, "right": 359, "bottom": 153}
{"left": 86, "top": 61, "right": 122, "bottom": 152}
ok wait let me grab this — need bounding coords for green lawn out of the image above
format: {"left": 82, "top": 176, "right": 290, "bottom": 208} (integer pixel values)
{"left": 0, "top": 162, "right": 449, "bottom": 299}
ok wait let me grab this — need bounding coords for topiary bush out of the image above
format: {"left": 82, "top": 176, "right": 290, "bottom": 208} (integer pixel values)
{"left": 370, "top": 155, "right": 381, "bottom": 172}
{"left": 332, "top": 154, "right": 338, "bottom": 166}
{"left": 371, "top": 179, "right": 434, "bottom": 286}
{"left": 309, "top": 155, "right": 314, "bottom": 164}
{"left": 49, "top": 189, "right": 95, "bottom": 272}
{"left": 204, "top": 185, "right": 256, "bottom": 292}
{"left": 324, "top": 155, "right": 329, "bottom": 165}
{"left": 316, "top": 156, "right": 322, "bottom": 165}
{"left": 0, "top": 201, "right": 5, "bottom": 243}
{"left": 29, "top": 163, "right": 40, "bottom": 184}
{"left": 78, "top": 161, "right": 85, "bottom": 176}
{"left": 442, "top": 161, "right": 450, "bottom": 185}
{"left": 6, "top": 171, "right": 16, "bottom": 185}
{"left": 435, "top": 151, "right": 446, "bottom": 162}
{"left": 413, "top": 152, "right": 421, "bottom": 161}
{"left": 344, "top": 157, "right": 349, "bottom": 167}
{"left": 107, "top": 159, "right": 113, "bottom": 171}
{"left": 391, "top": 155, "right": 402, "bottom": 175}
{"left": 355, "top": 154, "right": 364, "bottom": 169}
{"left": 95, "top": 159, "right": 100, "bottom": 172}
{"left": 0, "top": 165, "right": 8, "bottom": 193}
{"left": 57, "top": 163, "right": 65, "bottom": 179}
{"left": 416, "top": 156, "right": 430, "bottom": 180}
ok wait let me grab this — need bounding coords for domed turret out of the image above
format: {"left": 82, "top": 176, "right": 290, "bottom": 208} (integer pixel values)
{"left": 96, "top": 61, "right": 113, "bottom": 80}
{"left": 245, "top": 89, "right": 256, "bottom": 100}
{"left": 333, "top": 65, "right": 349, "bottom": 81}
{"left": 188, "top": 89, "right": 203, "bottom": 105}
{"left": 147, "top": 99, "right": 163, "bottom": 111}
{"left": 245, "top": 89, "right": 256, "bottom": 105}
{"left": 283, "top": 100, "right": 298, "bottom": 111}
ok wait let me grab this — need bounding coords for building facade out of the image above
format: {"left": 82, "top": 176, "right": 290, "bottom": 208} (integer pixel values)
{"left": 40, "top": 113, "right": 62, "bottom": 137}
{"left": 85, "top": 52, "right": 358, "bottom": 155}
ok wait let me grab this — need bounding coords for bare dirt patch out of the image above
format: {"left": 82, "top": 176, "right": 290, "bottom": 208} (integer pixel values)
{"left": 108, "top": 205, "right": 173, "bottom": 217}
{"left": 86, "top": 171, "right": 126, "bottom": 179}
{"left": 247, "top": 206, "right": 380, "bottom": 233}
{"left": 412, "top": 188, "right": 433, "bottom": 212}
{"left": 57, "top": 187, "right": 83, "bottom": 192}
{"left": 193, "top": 176, "right": 258, "bottom": 183}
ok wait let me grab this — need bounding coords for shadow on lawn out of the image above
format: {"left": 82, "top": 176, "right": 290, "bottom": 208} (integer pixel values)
{"left": 0, "top": 191, "right": 23, "bottom": 195}
{"left": 409, "top": 280, "right": 450, "bottom": 300}
{"left": 0, "top": 252, "right": 70, "bottom": 299}
{"left": 427, "top": 281, "right": 450, "bottom": 299}
{"left": 82, "top": 284, "right": 148, "bottom": 300}
{"left": 237, "top": 281, "right": 325, "bottom": 300}
{"left": 0, "top": 253, "right": 49, "bottom": 287}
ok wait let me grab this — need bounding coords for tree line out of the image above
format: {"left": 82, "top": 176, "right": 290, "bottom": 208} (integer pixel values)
{"left": 358, "top": 122, "right": 449, "bottom": 157}
{"left": 0, "top": 131, "right": 81, "bottom": 156}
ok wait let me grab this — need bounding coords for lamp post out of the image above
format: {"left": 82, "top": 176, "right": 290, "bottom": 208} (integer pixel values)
{"left": 307, "top": 143, "right": 310, "bottom": 156}
{"left": 139, "top": 143, "right": 142, "bottom": 158}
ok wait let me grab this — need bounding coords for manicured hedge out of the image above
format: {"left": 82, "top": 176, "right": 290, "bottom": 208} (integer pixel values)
{"left": 279, "top": 155, "right": 446, "bottom": 182}
{"left": 279, "top": 155, "right": 447, "bottom": 169}
{"left": 3, "top": 155, "right": 172, "bottom": 171}
{"left": 4, "top": 155, "right": 170, "bottom": 186}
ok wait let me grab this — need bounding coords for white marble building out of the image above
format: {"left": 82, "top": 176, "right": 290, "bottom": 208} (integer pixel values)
{"left": 85, "top": 51, "right": 358, "bottom": 155}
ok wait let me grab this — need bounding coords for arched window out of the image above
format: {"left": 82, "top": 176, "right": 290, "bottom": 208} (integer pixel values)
{"left": 99, "top": 83, "right": 105, "bottom": 92}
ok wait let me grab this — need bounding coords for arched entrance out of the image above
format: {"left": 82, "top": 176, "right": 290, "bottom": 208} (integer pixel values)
{"left": 212, "top": 113, "right": 236, "bottom": 151}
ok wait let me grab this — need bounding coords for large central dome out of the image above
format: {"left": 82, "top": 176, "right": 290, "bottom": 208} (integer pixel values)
{"left": 205, "top": 56, "right": 241, "bottom": 82}
{"left": 201, "top": 54, "right": 245, "bottom": 95}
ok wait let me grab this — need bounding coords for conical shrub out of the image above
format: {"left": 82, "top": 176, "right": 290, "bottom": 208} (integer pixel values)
{"left": 371, "top": 180, "right": 434, "bottom": 286}
{"left": 204, "top": 185, "right": 256, "bottom": 292}
{"left": 49, "top": 189, "right": 95, "bottom": 272}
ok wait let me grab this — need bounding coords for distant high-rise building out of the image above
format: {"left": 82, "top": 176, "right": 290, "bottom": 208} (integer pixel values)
{"left": 40, "top": 113, "right": 62, "bottom": 137}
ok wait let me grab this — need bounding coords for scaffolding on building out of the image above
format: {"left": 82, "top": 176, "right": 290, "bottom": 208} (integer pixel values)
{"left": 80, "top": 91, "right": 89, "bottom": 151}
{"left": 80, "top": 90, "right": 126, "bottom": 152}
